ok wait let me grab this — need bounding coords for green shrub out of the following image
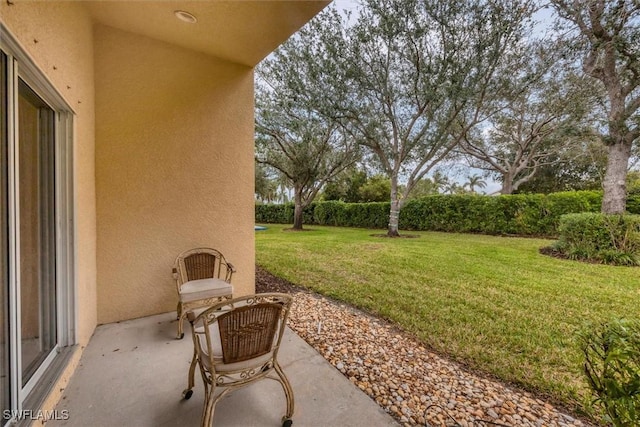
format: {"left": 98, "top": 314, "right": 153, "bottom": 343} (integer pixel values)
{"left": 540, "top": 191, "right": 602, "bottom": 232}
{"left": 554, "top": 213, "right": 640, "bottom": 266}
{"left": 313, "top": 201, "right": 390, "bottom": 228}
{"left": 345, "top": 202, "right": 390, "bottom": 228}
{"left": 313, "top": 200, "right": 346, "bottom": 226}
{"left": 256, "top": 191, "right": 638, "bottom": 236}
{"left": 628, "top": 195, "right": 640, "bottom": 215}
{"left": 578, "top": 318, "right": 640, "bottom": 426}
{"left": 255, "top": 203, "right": 316, "bottom": 226}
{"left": 255, "top": 203, "right": 292, "bottom": 223}
{"left": 303, "top": 203, "right": 316, "bottom": 225}
{"left": 398, "top": 192, "right": 598, "bottom": 236}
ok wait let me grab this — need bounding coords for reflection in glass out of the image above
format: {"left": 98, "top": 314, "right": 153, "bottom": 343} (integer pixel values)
{"left": 18, "top": 79, "right": 57, "bottom": 385}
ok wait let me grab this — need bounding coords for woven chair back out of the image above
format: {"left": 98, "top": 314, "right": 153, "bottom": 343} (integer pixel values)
{"left": 217, "top": 303, "right": 281, "bottom": 364}
{"left": 183, "top": 252, "right": 220, "bottom": 281}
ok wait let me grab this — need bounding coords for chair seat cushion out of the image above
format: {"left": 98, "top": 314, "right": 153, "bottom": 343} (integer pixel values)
{"left": 179, "top": 278, "right": 233, "bottom": 303}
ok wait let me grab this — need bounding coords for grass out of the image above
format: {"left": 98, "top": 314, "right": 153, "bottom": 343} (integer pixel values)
{"left": 255, "top": 224, "right": 640, "bottom": 413}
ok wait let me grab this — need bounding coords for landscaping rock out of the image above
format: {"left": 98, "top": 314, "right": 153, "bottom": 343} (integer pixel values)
{"left": 256, "top": 266, "right": 593, "bottom": 427}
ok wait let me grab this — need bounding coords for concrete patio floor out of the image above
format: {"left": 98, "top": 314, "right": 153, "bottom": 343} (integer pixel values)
{"left": 49, "top": 312, "right": 398, "bottom": 427}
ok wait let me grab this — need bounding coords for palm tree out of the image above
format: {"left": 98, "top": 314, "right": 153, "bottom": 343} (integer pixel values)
{"left": 465, "top": 174, "right": 487, "bottom": 194}
{"left": 431, "top": 171, "right": 450, "bottom": 194}
{"left": 444, "top": 182, "right": 465, "bottom": 195}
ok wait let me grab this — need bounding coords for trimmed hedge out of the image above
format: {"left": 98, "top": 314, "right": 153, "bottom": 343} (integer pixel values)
{"left": 255, "top": 191, "right": 640, "bottom": 237}
{"left": 553, "top": 213, "right": 640, "bottom": 266}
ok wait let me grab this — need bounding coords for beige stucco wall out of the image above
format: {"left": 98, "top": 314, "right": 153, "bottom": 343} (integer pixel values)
{"left": 0, "top": 0, "right": 97, "bottom": 416}
{"left": 1, "top": 0, "right": 97, "bottom": 347}
{"left": 94, "top": 24, "right": 256, "bottom": 324}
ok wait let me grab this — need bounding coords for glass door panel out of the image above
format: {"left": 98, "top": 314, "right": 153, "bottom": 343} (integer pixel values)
{"left": 0, "top": 51, "right": 10, "bottom": 424}
{"left": 17, "top": 79, "right": 56, "bottom": 386}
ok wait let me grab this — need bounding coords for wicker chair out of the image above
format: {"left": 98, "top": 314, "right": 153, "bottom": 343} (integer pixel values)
{"left": 173, "top": 248, "right": 235, "bottom": 339}
{"left": 182, "top": 293, "right": 294, "bottom": 427}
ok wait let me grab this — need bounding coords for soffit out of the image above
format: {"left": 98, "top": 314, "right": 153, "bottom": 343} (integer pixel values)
{"left": 84, "top": 1, "right": 330, "bottom": 67}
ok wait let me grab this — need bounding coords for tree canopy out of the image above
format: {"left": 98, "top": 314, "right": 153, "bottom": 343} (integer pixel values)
{"left": 255, "top": 26, "right": 359, "bottom": 229}
{"left": 299, "top": 0, "right": 538, "bottom": 235}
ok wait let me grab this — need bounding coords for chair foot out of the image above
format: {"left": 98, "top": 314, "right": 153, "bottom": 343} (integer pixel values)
{"left": 282, "top": 417, "right": 292, "bottom": 427}
{"left": 182, "top": 389, "right": 193, "bottom": 400}
{"left": 177, "top": 332, "right": 184, "bottom": 339}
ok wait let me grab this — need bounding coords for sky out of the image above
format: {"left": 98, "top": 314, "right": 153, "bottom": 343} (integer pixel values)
{"left": 332, "top": 0, "right": 361, "bottom": 15}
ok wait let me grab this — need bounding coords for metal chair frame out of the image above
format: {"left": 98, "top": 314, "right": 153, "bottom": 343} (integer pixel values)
{"left": 173, "top": 247, "right": 235, "bottom": 339}
{"left": 183, "top": 293, "right": 295, "bottom": 427}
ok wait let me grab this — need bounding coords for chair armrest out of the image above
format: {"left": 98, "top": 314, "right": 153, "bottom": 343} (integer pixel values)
{"left": 224, "top": 262, "right": 236, "bottom": 283}
{"left": 172, "top": 267, "right": 183, "bottom": 294}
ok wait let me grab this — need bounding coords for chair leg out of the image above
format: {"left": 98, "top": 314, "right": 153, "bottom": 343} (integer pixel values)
{"left": 188, "top": 352, "right": 197, "bottom": 389}
{"left": 182, "top": 351, "right": 198, "bottom": 400}
{"left": 274, "top": 362, "right": 295, "bottom": 419}
{"left": 177, "top": 316, "right": 184, "bottom": 339}
{"left": 176, "top": 301, "right": 185, "bottom": 339}
{"left": 177, "top": 313, "right": 185, "bottom": 339}
{"left": 201, "top": 388, "right": 217, "bottom": 427}
{"left": 201, "top": 386, "right": 233, "bottom": 427}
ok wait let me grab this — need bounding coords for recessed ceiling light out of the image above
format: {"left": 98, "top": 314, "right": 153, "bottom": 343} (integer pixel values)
{"left": 174, "top": 10, "right": 197, "bottom": 24}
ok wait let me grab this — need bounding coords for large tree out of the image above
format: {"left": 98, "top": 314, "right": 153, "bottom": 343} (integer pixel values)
{"left": 255, "top": 50, "right": 359, "bottom": 229}
{"left": 460, "top": 43, "right": 598, "bottom": 194}
{"left": 515, "top": 139, "right": 607, "bottom": 193}
{"left": 255, "top": 9, "right": 359, "bottom": 230}
{"left": 552, "top": 0, "right": 640, "bottom": 213}
{"left": 322, "top": 167, "right": 368, "bottom": 202}
{"left": 312, "top": 0, "right": 537, "bottom": 236}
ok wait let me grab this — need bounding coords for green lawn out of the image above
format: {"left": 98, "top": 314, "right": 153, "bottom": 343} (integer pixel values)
{"left": 255, "top": 224, "right": 640, "bottom": 411}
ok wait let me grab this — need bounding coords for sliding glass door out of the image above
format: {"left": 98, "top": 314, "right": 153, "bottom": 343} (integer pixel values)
{"left": 0, "top": 50, "right": 10, "bottom": 426}
{"left": 17, "top": 79, "right": 57, "bottom": 386}
{"left": 1, "top": 28, "right": 75, "bottom": 424}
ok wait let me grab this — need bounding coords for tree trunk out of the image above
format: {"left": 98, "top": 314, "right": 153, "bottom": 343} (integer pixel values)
{"left": 292, "top": 189, "right": 304, "bottom": 230}
{"left": 500, "top": 172, "right": 514, "bottom": 195}
{"left": 387, "top": 174, "right": 401, "bottom": 237}
{"left": 602, "top": 142, "right": 631, "bottom": 214}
